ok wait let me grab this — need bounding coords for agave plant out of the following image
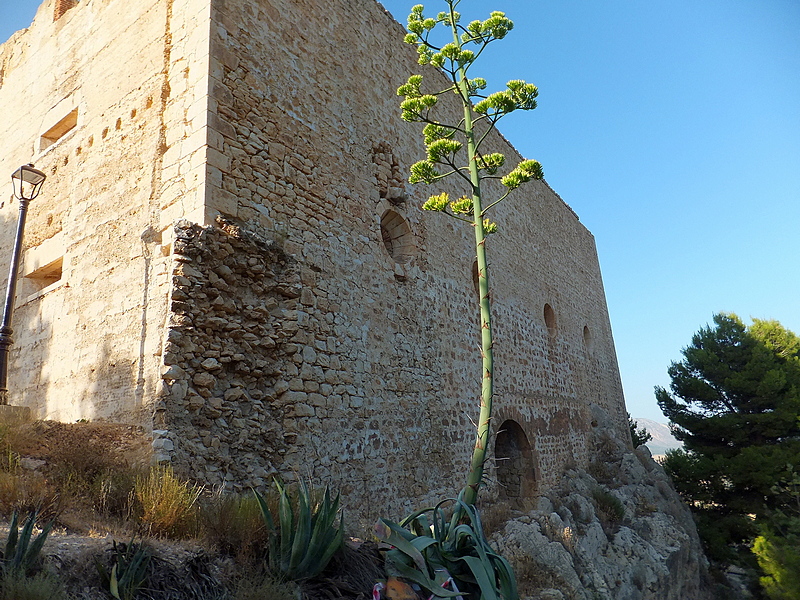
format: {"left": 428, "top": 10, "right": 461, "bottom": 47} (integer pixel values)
{"left": 96, "top": 538, "right": 151, "bottom": 600}
{"left": 1, "top": 510, "right": 54, "bottom": 577}
{"left": 253, "top": 479, "right": 344, "bottom": 580}
{"left": 375, "top": 495, "right": 517, "bottom": 600}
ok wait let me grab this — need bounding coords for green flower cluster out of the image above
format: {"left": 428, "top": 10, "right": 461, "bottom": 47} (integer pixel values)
{"left": 501, "top": 159, "right": 544, "bottom": 189}
{"left": 478, "top": 152, "right": 505, "bottom": 174}
{"left": 422, "top": 192, "right": 450, "bottom": 211}
{"left": 409, "top": 160, "right": 441, "bottom": 184}
{"left": 474, "top": 79, "right": 538, "bottom": 116}
{"left": 400, "top": 95, "right": 438, "bottom": 122}
{"left": 426, "top": 138, "right": 462, "bottom": 162}
{"left": 421, "top": 192, "right": 474, "bottom": 217}
{"left": 422, "top": 123, "right": 456, "bottom": 144}
{"left": 462, "top": 11, "right": 514, "bottom": 44}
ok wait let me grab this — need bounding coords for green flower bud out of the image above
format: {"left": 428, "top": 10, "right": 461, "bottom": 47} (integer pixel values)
{"left": 422, "top": 18, "right": 436, "bottom": 30}
{"left": 404, "top": 33, "right": 418, "bottom": 44}
{"left": 408, "top": 20, "right": 424, "bottom": 35}
{"left": 483, "top": 218, "right": 498, "bottom": 234}
{"left": 400, "top": 95, "right": 435, "bottom": 121}
{"left": 423, "top": 192, "right": 449, "bottom": 211}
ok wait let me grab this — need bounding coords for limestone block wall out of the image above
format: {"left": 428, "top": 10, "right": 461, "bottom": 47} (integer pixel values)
{"left": 0, "top": 0, "right": 628, "bottom": 529}
{"left": 149, "top": 0, "right": 627, "bottom": 526}
{"left": 0, "top": 0, "right": 210, "bottom": 422}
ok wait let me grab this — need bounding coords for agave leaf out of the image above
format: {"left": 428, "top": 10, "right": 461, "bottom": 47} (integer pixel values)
{"left": 386, "top": 555, "right": 462, "bottom": 598}
{"left": 310, "top": 509, "right": 344, "bottom": 579}
{"left": 12, "top": 512, "right": 36, "bottom": 569}
{"left": 399, "top": 505, "right": 436, "bottom": 528}
{"left": 5, "top": 510, "right": 19, "bottom": 562}
{"left": 23, "top": 519, "right": 53, "bottom": 573}
{"left": 288, "top": 482, "right": 313, "bottom": 575}
{"left": 275, "top": 480, "right": 295, "bottom": 573}
{"left": 109, "top": 563, "right": 120, "bottom": 599}
{"left": 458, "top": 555, "right": 499, "bottom": 600}
{"left": 490, "top": 553, "right": 518, "bottom": 600}
{"left": 253, "top": 488, "right": 275, "bottom": 531}
{"left": 374, "top": 518, "right": 428, "bottom": 572}
{"left": 297, "top": 490, "right": 341, "bottom": 576}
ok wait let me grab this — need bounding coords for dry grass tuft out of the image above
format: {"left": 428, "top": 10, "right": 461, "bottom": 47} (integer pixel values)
{"left": 135, "top": 464, "right": 202, "bottom": 538}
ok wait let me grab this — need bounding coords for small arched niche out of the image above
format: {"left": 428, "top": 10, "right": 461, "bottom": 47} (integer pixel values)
{"left": 583, "top": 325, "right": 593, "bottom": 351}
{"left": 380, "top": 210, "right": 416, "bottom": 263}
{"left": 494, "top": 420, "right": 537, "bottom": 504}
{"left": 544, "top": 303, "right": 557, "bottom": 338}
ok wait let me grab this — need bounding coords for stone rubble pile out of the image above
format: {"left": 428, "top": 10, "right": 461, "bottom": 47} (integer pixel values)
{"left": 493, "top": 405, "right": 716, "bottom": 600}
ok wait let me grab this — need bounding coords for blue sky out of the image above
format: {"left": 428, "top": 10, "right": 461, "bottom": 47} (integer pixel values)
{"left": 3, "top": 0, "right": 799, "bottom": 421}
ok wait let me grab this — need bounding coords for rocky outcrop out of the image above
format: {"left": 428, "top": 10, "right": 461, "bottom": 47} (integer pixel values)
{"left": 492, "top": 404, "right": 715, "bottom": 600}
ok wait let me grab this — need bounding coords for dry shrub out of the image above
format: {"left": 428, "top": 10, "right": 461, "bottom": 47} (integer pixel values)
{"left": 135, "top": 465, "right": 202, "bottom": 537}
{"left": 512, "top": 555, "right": 573, "bottom": 599}
{"left": 0, "top": 570, "right": 65, "bottom": 600}
{"left": 477, "top": 500, "right": 513, "bottom": 537}
{"left": 200, "top": 490, "right": 267, "bottom": 561}
{"left": 0, "top": 471, "right": 61, "bottom": 520}
{"left": 232, "top": 573, "right": 297, "bottom": 600}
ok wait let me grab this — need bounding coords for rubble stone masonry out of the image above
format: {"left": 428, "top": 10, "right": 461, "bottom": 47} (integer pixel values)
{"left": 1, "top": 0, "right": 627, "bottom": 527}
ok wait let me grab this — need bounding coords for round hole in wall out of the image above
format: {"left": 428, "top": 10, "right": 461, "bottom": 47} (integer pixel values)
{"left": 544, "top": 303, "right": 557, "bottom": 338}
{"left": 380, "top": 209, "right": 416, "bottom": 263}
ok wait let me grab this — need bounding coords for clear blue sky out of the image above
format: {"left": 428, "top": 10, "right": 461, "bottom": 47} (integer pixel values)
{"left": 3, "top": 0, "right": 799, "bottom": 422}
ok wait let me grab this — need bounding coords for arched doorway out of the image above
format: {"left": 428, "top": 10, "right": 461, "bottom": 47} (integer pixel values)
{"left": 494, "top": 420, "right": 537, "bottom": 503}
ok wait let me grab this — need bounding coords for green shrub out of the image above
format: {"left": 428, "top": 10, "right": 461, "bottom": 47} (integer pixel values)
{"left": 591, "top": 488, "right": 625, "bottom": 535}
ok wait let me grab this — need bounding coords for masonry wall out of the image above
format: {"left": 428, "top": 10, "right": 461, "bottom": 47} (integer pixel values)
{"left": 152, "top": 0, "right": 627, "bottom": 527}
{"left": 0, "top": 0, "right": 210, "bottom": 422}
{"left": 1, "top": 0, "right": 627, "bottom": 529}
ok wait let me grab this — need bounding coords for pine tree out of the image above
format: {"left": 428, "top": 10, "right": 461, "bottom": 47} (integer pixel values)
{"left": 657, "top": 313, "right": 800, "bottom": 562}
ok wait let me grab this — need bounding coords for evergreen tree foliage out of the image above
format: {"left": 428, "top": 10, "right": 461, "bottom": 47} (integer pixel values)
{"left": 656, "top": 313, "right": 800, "bottom": 568}
{"left": 627, "top": 412, "right": 652, "bottom": 447}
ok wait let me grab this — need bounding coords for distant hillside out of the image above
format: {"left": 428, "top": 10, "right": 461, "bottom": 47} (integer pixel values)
{"left": 634, "top": 418, "right": 682, "bottom": 456}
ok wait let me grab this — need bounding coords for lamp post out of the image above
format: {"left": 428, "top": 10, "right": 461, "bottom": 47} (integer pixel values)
{"left": 0, "top": 164, "right": 46, "bottom": 405}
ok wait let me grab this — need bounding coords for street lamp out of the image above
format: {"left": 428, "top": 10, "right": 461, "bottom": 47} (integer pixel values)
{"left": 0, "top": 164, "right": 46, "bottom": 405}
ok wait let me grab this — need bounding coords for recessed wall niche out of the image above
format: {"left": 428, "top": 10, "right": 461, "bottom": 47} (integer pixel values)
{"left": 380, "top": 210, "right": 416, "bottom": 263}
{"left": 544, "top": 303, "right": 557, "bottom": 338}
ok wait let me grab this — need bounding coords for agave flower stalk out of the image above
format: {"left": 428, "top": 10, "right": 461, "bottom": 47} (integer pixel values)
{"left": 400, "top": 0, "right": 543, "bottom": 505}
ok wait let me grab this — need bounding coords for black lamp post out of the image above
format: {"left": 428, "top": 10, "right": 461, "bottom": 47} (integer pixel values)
{"left": 0, "top": 164, "right": 46, "bottom": 405}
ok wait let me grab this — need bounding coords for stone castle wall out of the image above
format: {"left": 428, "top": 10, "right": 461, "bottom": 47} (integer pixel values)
{"left": 1, "top": 0, "right": 627, "bottom": 526}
